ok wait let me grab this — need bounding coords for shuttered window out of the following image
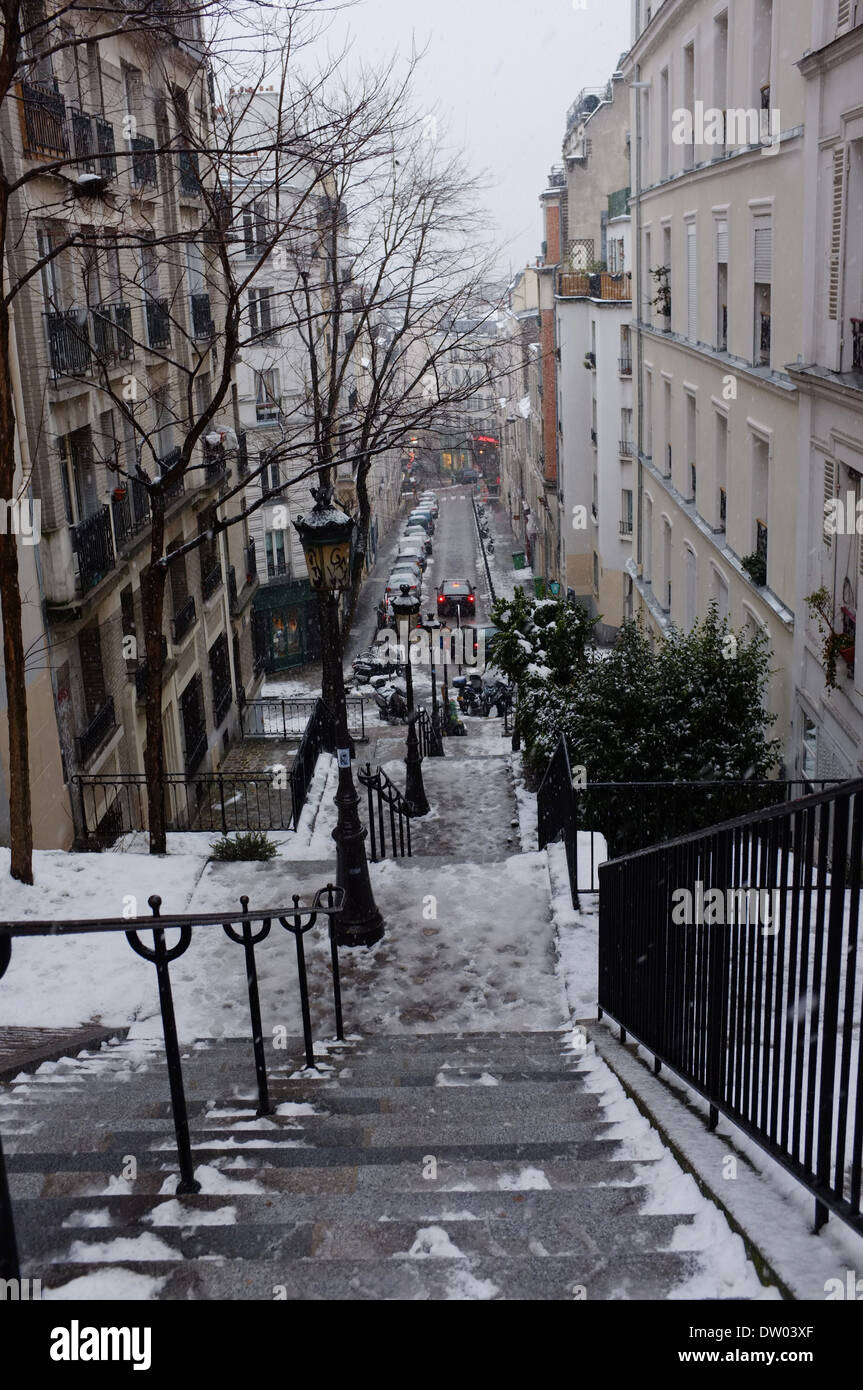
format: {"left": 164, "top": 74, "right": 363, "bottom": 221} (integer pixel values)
{"left": 829, "top": 146, "right": 846, "bottom": 321}
{"left": 716, "top": 219, "right": 728, "bottom": 264}
{"left": 837, "top": 0, "right": 853, "bottom": 35}
{"left": 687, "top": 222, "right": 697, "bottom": 341}
{"left": 824, "top": 457, "right": 837, "bottom": 544}
{"left": 754, "top": 223, "right": 773, "bottom": 283}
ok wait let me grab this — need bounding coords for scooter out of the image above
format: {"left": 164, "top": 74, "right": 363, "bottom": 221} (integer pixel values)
{"left": 352, "top": 648, "right": 402, "bottom": 684}
{"left": 374, "top": 678, "right": 408, "bottom": 723}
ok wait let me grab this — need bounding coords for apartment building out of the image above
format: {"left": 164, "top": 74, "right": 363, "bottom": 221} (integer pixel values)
{"left": 3, "top": 5, "right": 259, "bottom": 842}
{"left": 789, "top": 0, "right": 863, "bottom": 780}
{"left": 623, "top": 0, "right": 812, "bottom": 756}
{"left": 498, "top": 268, "right": 546, "bottom": 571}
{"left": 555, "top": 75, "right": 634, "bottom": 637}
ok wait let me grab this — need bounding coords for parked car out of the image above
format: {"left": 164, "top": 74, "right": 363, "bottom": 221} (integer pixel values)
{"left": 437, "top": 578, "right": 476, "bottom": 618}
{"left": 404, "top": 526, "right": 433, "bottom": 555}
{"left": 418, "top": 493, "right": 439, "bottom": 517}
{"left": 455, "top": 467, "right": 480, "bottom": 484}
{"left": 408, "top": 510, "right": 435, "bottom": 535}
{"left": 398, "top": 543, "right": 427, "bottom": 572}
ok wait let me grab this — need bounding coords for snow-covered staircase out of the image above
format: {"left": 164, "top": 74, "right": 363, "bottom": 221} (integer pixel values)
{"left": 2, "top": 1031, "right": 708, "bottom": 1300}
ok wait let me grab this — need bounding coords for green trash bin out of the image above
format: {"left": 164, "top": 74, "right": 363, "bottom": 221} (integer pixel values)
{"left": 533, "top": 576, "right": 546, "bottom": 598}
{"left": 512, "top": 551, "right": 526, "bottom": 570}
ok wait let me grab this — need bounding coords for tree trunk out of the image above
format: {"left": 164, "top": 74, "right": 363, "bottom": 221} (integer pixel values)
{"left": 141, "top": 498, "right": 168, "bottom": 854}
{"left": 0, "top": 530, "right": 32, "bottom": 882}
{"left": 0, "top": 261, "right": 32, "bottom": 882}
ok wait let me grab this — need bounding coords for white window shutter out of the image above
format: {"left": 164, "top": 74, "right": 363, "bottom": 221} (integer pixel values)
{"left": 754, "top": 224, "right": 773, "bottom": 284}
{"left": 829, "top": 146, "right": 846, "bottom": 321}
{"left": 824, "top": 457, "right": 837, "bottom": 544}
{"left": 687, "top": 223, "right": 697, "bottom": 340}
{"left": 716, "top": 219, "right": 729, "bottom": 264}
{"left": 838, "top": 0, "right": 853, "bottom": 35}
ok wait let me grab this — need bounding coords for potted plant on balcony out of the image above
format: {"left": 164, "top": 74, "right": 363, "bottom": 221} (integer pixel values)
{"left": 650, "top": 266, "right": 671, "bottom": 326}
{"left": 583, "top": 351, "right": 596, "bottom": 370}
{"left": 741, "top": 551, "right": 767, "bottom": 588}
{"left": 805, "top": 586, "right": 855, "bottom": 690}
{"left": 112, "top": 484, "right": 127, "bottom": 501}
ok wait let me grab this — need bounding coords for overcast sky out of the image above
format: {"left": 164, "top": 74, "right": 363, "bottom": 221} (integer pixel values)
{"left": 315, "top": 0, "right": 632, "bottom": 275}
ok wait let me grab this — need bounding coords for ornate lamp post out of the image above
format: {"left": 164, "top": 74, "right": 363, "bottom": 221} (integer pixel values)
{"left": 294, "top": 486, "right": 384, "bottom": 947}
{"left": 420, "top": 611, "right": 445, "bottom": 757}
{"left": 391, "top": 585, "right": 430, "bottom": 817}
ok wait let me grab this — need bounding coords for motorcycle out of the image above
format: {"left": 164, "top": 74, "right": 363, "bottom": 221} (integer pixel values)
{"left": 352, "top": 647, "right": 402, "bottom": 685}
{"left": 453, "top": 672, "right": 511, "bottom": 718}
{"left": 374, "top": 678, "right": 408, "bottom": 723}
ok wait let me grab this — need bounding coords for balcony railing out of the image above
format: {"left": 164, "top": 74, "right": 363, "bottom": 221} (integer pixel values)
{"left": 44, "top": 309, "right": 91, "bottom": 378}
{"left": 619, "top": 518, "right": 634, "bottom": 536}
{"left": 245, "top": 539, "right": 257, "bottom": 583}
{"left": 213, "top": 682, "right": 232, "bottom": 727}
{"left": 227, "top": 565, "right": 238, "bottom": 612}
{"left": 70, "top": 108, "right": 116, "bottom": 179}
{"left": 190, "top": 293, "right": 215, "bottom": 339}
{"left": 203, "top": 442, "right": 227, "bottom": 485}
{"left": 184, "top": 723, "right": 208, "bottom": 776}
{"left": 178, "top": 149, "right": 201, "bottom": 195}
{"left": 21, "top": 79, "right": 68, "bottom": 160}
{"left": 130, "top": 135, "right": 157, "bottom": 187}
{"left": 851, "top": 318, "right": 863, "bottom": 372}
{"left": 75, "top": 696, "right": 116, "bottom": 767}
{"left": 558, "top": 270, "right": 632, "bottom": 301}
{"left": 618, "top": 357, "right": 633, "bottom": 376}
{"left": 172, "top": 595, "right": 197, "bottom": 644}
{"left": 619, "top": 439, "right": 635, "bottom": 457}
{"left": 92, "top": 302, "right": 133, "bottom": 363}
{"left": 111, "top": 484, "right": 150, "bottom": 551}
{"left": 590, "top": 428, "right": 597, "bottom": 445}
{"left": 201, "top": 561, "right": 222, "bottom": 601}
{"left": 72, "top": 506, "right": 115, "bottom": 594}
{"left": 146, "top": 296, "right": 171, "bottom": 349}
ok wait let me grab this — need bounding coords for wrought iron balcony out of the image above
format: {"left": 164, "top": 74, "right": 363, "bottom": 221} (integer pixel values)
{"left": 852, "top": 318, "right": 863, "bottom": 372}
{"left": 190, "top": 293, "right": 215, "bottom": 340}
{"left": 130, "top": 135, "right": 157, "bottom": 187}
{"left": 70, "top": 108, "right": 116, "bottom": 179}
{"left": 618, "top": 357, "right": 633, "bottom": 376}
{"left": 92, "top": 302, "right": 134, "bottom": 363}
{"left": 111, "top": 483, "right": 150, "bottom": 550}
{"left": 21, "top": 79, "right": 68, "bottom": 160}
{"left": 201, "top": 561, "right": 222, "bottom": 601}
{"left": 75, "top": 696, "right": 116, "bottom": 767}
{"left": 619, "top": 439, "right": 635, "bottom": 457}
{"left": 172, "top": 594, "right": 197, "bottom": 644}
{"left": 184, "top": 723, "right": 208, "bottom": 775}
{"left": 71, "top": 506, "right": 115, "bottom": 594}
{"left": 245, "top": 538, "right": 257, "bottom": 583}
{"left": 145, "top": 297, "right": 171, "bottom": 349}
{"left": 203, "top": 441, "right": 227, "bottom": 484}
{"left": 44, "top": 309, "right": 91, "bottom": 378}
{"left": 213, "top": 682, "right": 232, "bottom": 727}
{"left": 619, "top": 518, "right": 634, "bottom": 536}
{"left": 178, "top": 149, "right": 201, "bottom": 195}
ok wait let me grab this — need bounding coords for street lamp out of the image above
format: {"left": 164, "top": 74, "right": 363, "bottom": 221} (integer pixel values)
{"left": 294, "top": 485, "right": 384, "bottom": 948}
{"left": 420, "top": 611, "right": 445, "bottom": 757}
{"left": 391, "top": 585, "right": 429, "bottom": 818}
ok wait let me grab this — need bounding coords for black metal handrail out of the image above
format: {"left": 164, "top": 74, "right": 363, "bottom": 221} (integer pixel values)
{"left": 358, "top": 763, "right": 413, "bottom": 862}
{"left": 242, "top": 696, "right": 365, "bottom": 742}
{"left": 71, "top": 505, "right": 115, "bottom": 593}
{"left": 289, "top": 699, "right": 328, "bottom": 829}
{"left": 598, "top": 777, "right": 863, "bottom": 1237}
{"left": 0, "top": 886, "right": 346, "bottom": 1281}
{"left": 537, "top": 733, "right": 848, "bottom": 900}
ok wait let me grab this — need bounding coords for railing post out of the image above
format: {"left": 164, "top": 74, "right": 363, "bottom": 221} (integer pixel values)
{"left": 282, "top": 700, "right": 287, "bottom": 740}
{"left": 228, "top": 897, "right": 271, "bottom": 1116}
{"left": 218, "top": 775, "right": 227, "bottom": 835}
{"left": 325, "top": 885, "right": 345, "bottom": 1042}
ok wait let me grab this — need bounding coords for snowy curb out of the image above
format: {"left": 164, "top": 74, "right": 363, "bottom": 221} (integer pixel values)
{"left": 586, "top": 1023, "right": 863, "bottom": 1301}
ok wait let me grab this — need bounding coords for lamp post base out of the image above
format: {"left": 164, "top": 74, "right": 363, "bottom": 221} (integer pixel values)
{"left": 404, "top": 713, "right": 430, "bottom": 817}
{"left": 332, "top": 768, "right": 385, "bottom": 948}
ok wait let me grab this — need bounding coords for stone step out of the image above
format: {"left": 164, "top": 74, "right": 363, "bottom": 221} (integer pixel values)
{"left": 37, "top": 1205, "right": 692, "bottom": 1265}
{"left": 39, "top": 1250, "right": 704, "bottom": 1301}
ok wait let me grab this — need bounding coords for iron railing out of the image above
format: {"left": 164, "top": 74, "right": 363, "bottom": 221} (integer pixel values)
{"left": 212, "top": 682, "right": 232, "bottom": 727}
{"left": 618, "top": 357, "right": 633, "bottom": 376}
{"left": 20, "top": 79, "right": 68, "bottom": 159}
{"left": 598, "top": 777, "right": 863, "bottom": 1237}
{"left": 146, "top": 297, "right": 171, "bottom": 349}
{"left": 201, "top": 561, "right": 222, "bottom": 601}
{"left": 172, "top": 594, "right": 196, "bottom": 643}
{"left": 852, "top": 318, "right": 863, "bottom": 372}
{"left": 71, "top": 506, "right": 115, "bottom": 593}
{"left": 69, "top": 108, "right": 116, "bottom": 179}
{"left": 44, "top": 309, "right": 91, "bottom": 377}
{"left": 537, "top": 734, "right": 846, "bottom": 900}
{"left": 288, "top": 699, "right": 329, "bottom": 829}
{"left": 92, "top": 302, "right": 133, "bottom": 363}
{"left": 242, "top": 696, "right": 365, "bottom": 742}
{"left": 358, "top": 764, "right": 413, "bottom": 861}
{"left": 74, "top": 696, "right": 116, "bottom": 768}
{"left": 619, "top": 439, "right": 636, "bottom": 457}
{"left": 76, "top": 769, "right": 301, "bottom": 841}
{"left": 178, "top": 148, "right": 201, "bottom": 195}
{"left": 130, "top": 134, "right": 157, "bottom": 186}
{"left": 0, "top": 886, "right": 346, "bottom": 1281}
{"left": 190, "top": 292, "right": 214, "bottom": 339}
{"left": 111, "top": 483, "right": 150, "bottom": 550}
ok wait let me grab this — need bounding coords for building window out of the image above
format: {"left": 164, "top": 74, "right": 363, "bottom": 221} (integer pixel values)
{"left": 255, "top": 367, "right": 280, "bottom": 422}
{"left": 249, "top": 287, "right": 274, "bottom": 341}
{"left": 620, "top": 489, "right": 633, "bottom": 536}
{"left": 265, "top": 529, "right": 288, "bottom": 578}
{"left": 753, "top": 219, "right": 772, "bottom": 365}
